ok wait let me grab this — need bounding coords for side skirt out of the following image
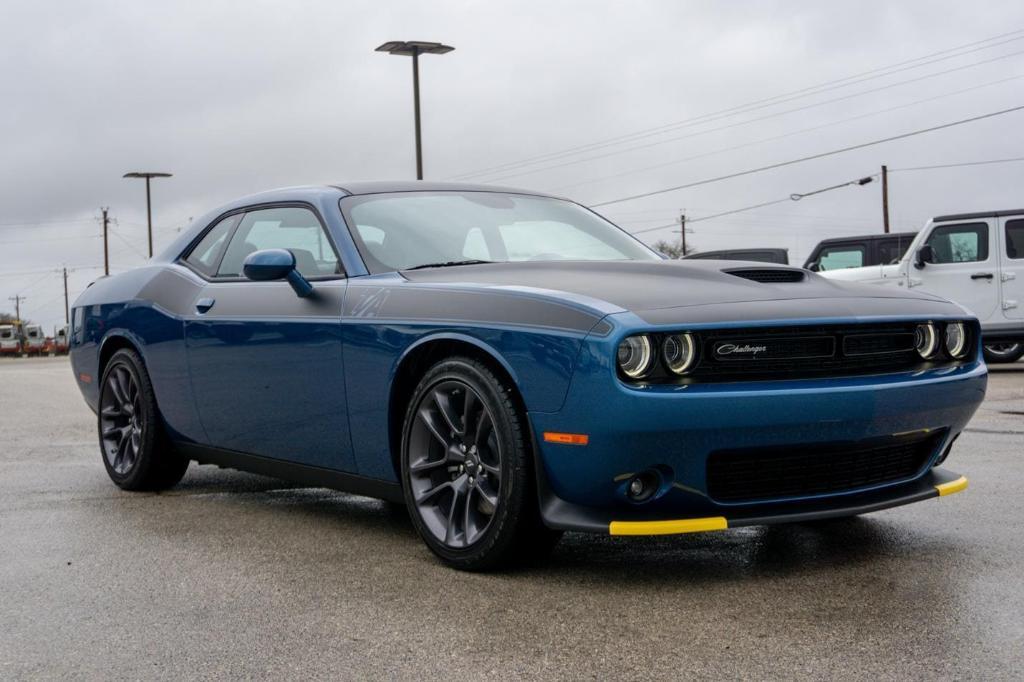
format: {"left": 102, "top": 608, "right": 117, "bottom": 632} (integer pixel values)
{"left": 176, "top": 443, "right": 405, "bottom": 504}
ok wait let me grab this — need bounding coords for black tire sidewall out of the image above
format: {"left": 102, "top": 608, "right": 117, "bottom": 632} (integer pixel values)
{"left": 400, "top": 358, "right": 532, "bottom": 570}
{"left": 983, "top": 343, "right": 1024, "bottom": 364}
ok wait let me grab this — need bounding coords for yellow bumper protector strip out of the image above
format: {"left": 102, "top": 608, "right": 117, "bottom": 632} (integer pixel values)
{"left": 935, "top": 476, "right": 968, "bottom": 497}
{"left": 609, "top": 516, "right": 728, "bottom": 536}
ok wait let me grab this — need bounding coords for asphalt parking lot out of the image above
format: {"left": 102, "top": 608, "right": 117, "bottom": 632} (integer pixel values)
{"left": 2, "top": 357, "right": 1023, "bottom": 679}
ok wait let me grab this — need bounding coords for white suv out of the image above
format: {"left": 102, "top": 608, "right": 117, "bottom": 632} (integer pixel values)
{"left": 821, "top": 209, "right": 1024, "bottom": 363}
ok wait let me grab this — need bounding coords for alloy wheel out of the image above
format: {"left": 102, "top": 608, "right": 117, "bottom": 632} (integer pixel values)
{"left": 100, "top": 364, "right": 143, "bottom": 475}
{"left": 406, "top": 380, "right": 501, "bottom": 548}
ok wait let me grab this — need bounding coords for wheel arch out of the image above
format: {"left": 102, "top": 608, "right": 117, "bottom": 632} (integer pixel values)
{"left": 97, "top": 331, "right": 148, "bottom": 381}
{"left": 388, "top": 334, "right": 529, "bottom": 478}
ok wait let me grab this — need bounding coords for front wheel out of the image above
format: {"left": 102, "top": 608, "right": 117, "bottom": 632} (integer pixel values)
{"left": 400, "top": 357, "right": 560, "bottom": 570}
{"left": 983, "top": 343, "right": 1024, "bottom": 364}
{"left": 98, "top": 348, "right": 189, "bottom": 491}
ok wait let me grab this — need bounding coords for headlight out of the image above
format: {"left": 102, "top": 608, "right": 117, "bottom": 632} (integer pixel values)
{"left": 662, "top": 333, "right": 698, "bottom": 375}
{"left": 914, "top": 323, "right": 939, "bottom": 359}
{"left": 944, "top": 322, "right": 968, "bottom": 358}
{"left": 617, "top": 335, "right": 653, "bottom": 378}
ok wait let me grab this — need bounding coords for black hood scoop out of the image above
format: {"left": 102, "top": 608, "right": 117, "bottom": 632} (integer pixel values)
{"left": 724, "top": 268, "right": 806, "bottom": 283}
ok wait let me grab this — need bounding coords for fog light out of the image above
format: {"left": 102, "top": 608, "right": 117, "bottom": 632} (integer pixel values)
{"left": 626, "top": 470, "right": 661, "bottom": 502}
{"left": 628, "top": 478, "right": 645, "bottom": 497}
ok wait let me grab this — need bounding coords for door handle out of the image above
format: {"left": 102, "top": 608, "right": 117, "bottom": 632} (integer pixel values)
{"left": 970, "top": 272, "right": 994, "bottom": 280}
{"left": 195, "top": 297, "right": 215, "bottom": 314}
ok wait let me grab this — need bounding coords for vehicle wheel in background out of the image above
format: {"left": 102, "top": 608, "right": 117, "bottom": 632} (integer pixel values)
{"left": 98, "top": 348, "right": 189, "bottom": 491}
{"left": 983, "top": 343, "right": 1024, "bottom": 364}
{"left": 400, "top": 356, "right": 561, "bottom": 571}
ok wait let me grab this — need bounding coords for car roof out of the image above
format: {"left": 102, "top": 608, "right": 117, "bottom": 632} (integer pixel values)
{"left": 812, "top": 231, "right": 918, "bottom": 246}
{"left": 934, "top": 209, "right": 1024, "bottom": 221}
{"left": 329, "top": 181, "right": 566, "bottom": 200}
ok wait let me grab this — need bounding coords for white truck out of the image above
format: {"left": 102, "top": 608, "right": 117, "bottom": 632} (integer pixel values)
{"left": 821, "top": 208, "right": 1024, "bottom": 363}
{"left": 0, "top": 324, "right": 19, "bottom": 357}
{"left": 21, "top": 324, "right": 46, "bottom": 356}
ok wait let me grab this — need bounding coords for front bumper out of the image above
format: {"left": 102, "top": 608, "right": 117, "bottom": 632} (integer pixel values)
{"left": 607, "top": 469, "right": 967, "bottom": 535}
{"left": 529, "top": 339, "right": 986, "bottom": 532}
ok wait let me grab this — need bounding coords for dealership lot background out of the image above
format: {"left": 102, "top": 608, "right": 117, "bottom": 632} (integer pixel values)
{"left": 2, "top": 356, "right": 1022, "bottom": 678}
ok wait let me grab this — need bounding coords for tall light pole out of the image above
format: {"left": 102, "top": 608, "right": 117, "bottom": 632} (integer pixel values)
{"left": 375, "top": 41, "right": 455, "bottom": 180}
{"left": 123, "top": 171, "right": 172, "bottom": 257}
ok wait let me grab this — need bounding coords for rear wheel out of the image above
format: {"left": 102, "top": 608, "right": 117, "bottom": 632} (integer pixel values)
{"left": 98, "top": 348, "right": 189, "bottom": 491}
{"left": 983, "top": 343, "right": 1024, "bottom": 364}
{"left": 400, "top": 357, "right": 560, "bottom": 570}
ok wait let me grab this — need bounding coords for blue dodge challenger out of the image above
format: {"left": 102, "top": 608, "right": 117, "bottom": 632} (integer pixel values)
{"left": 70, "top": 182, "right": 985, "bottom": 569}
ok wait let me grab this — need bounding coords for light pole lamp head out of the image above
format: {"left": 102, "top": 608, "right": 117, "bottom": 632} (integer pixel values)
{"left": 375, "top": 41, "right": 454, "bottom": 56}
{"left": 123, "top": 172, "right": 173, "bottom": 179}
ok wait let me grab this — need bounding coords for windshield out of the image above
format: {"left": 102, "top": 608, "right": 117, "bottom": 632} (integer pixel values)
{"left": 341, "top": 191, "right": 659, "bottom": 273}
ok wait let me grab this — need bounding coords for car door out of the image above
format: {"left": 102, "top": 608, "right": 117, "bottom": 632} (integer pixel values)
{"left": 911, "top": 220, "right": 998, "bottom": 322}
{"left": 183, "top": 205, "right": 355, "bottom": 471}
{"left": 1001, "top": 217, "right": 1024, "bottom": 319}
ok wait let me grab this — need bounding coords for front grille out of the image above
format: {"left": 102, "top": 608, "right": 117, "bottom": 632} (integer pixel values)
{"left": 725, "top": 268, "right": 806, "bottom": 283}
{"left": 685, "top": 322, "right": 928, "bottom": 382}
{"left": 706, "top": 431, "right": 944, "bottom": 503}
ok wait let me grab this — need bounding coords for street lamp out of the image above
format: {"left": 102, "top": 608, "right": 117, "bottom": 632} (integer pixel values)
{"left": 375, "top": 40, "right": 455, "bottom": 180}
{"left": 123, "top": 171, "right": 172, "bottom": 257}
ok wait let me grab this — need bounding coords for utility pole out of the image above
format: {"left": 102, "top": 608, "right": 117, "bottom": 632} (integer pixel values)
{"left": 62, "top": 267, "right": 70, "bottom": 324}
{"left": 101, "top": 207, "right": 110, "bottom": 275}
{"left": 8, "top": 295, "right": 25, "bottom": 323}
{"left": 680, "top": 211, "right": 687, "bottom": 256}
{"left": 881, "top": 164, "right": 890, "bottom": 234}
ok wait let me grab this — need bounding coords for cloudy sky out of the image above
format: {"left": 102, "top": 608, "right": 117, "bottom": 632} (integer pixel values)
{"left": 3, "top": 0, "right": 1024, "bottom": 331}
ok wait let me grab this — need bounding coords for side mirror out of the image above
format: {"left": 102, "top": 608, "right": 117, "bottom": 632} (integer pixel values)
{"left": 914, "top": 244, "right": 935, "bottom": 270}
{"left": 807, "top": 261, "right": 820, "bottom": 272}
{"left": 242, "top": 249, "right": 313, "bottom": 298}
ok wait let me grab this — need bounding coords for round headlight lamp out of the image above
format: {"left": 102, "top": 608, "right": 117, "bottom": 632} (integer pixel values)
{"left": 914, "top": 323, "right": 939, "bottom": 359}
{"left": 662, "top": 333, "right": 698, "bottom": 375}
{"left": 944, "top": 322, "right": 968, "bottom": 359}
{"left": 617, "top": 335, "right": 653, "bottom": 378}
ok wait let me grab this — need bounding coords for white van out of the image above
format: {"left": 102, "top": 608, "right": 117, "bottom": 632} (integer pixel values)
{"left": 821, "top": 209, "right": 1024, "bottom": 363}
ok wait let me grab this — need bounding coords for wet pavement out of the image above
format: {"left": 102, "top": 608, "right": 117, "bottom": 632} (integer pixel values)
{"left": 2, "top": 357, "right": 1022, "bottom": 679}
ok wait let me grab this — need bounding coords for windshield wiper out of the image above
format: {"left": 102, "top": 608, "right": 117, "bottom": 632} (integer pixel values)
{"left": 405, "top": 259, "right": 496, "bottom": 270}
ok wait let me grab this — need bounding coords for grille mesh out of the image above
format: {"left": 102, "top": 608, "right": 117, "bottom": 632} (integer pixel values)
{"left": 706, "top": 431, "right": 944, "bottom": 502}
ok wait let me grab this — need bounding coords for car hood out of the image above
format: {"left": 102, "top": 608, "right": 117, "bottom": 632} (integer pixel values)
{"left": 401, "top": 260, "right": 947, "bottom": 308}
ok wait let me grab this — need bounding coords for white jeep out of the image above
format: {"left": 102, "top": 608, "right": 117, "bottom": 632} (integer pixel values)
{"left": 820, "top": 209, "right": 1024, "bottom": 363}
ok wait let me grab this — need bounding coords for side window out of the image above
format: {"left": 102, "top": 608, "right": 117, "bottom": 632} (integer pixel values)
{"left": 217, "top": 207, "right": 341, "bottom": 279}
{"left": 183, "top": 214, "right": 238, "bottom": 276}
{"left": 1006, "top": 219, "right": 1024, "bottom": 260}
{"left": 876, "top": 239, "right": 904, "bottom": 265}
{"left": 818, "top": 245, "right": 865, "bottom": 271}
{"left": 926, "top": 222, "right": 988, "bottom": 264}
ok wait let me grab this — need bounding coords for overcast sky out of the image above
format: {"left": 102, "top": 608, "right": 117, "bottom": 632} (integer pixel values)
{"left": 3, "top": 0, "right": 1024, "bottom": 331}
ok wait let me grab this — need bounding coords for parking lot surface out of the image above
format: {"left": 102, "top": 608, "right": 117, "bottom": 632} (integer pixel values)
{"left": 2, "top": 357, "right": 1023, "bottom": 679}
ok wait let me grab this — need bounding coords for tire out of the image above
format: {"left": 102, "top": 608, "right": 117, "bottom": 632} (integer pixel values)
{"left": 983, "top": 343, "right": 1024, "bottom": 364}
{"left": 400, "top": 357, "right": 561, "bottom": 571}
{"left": 98, "top": 348, "right": 189, "bottom": 491}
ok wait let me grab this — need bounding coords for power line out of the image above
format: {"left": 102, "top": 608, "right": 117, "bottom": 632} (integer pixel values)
{"left": 556, "top": 73, "right": 1024, "bottom": 193}
{"left": 891, "top": 156, "right": 1024, "bottom": 172}
{"left": 590, "top": 103, "right": 1024, "bottom": 208}
{"left": 475, "top": 49, "right": 1024, "bottom": 184}
{"left": 449, "top": 28, "right": 1024, "bottom": 180}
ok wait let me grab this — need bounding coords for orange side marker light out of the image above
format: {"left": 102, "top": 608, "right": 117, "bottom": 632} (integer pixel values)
{"left": 543, "top": 432, "right": 589, "bottom": 446}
